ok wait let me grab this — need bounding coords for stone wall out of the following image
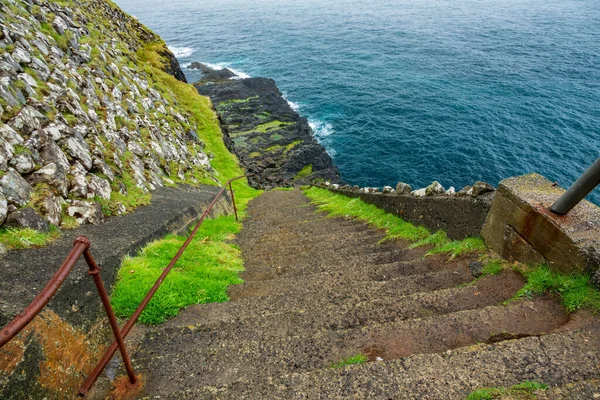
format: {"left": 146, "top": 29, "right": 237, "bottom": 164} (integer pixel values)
{"left": 0, "top": 0, "right": 214, "bottom": 237}
{"left": 482, "top": 174, "right": 600, "bottom": 279}
{"left": 322, "top": 181, "right": 495, "bottom": 240}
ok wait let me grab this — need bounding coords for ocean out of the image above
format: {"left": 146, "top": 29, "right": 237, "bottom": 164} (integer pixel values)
{"left": 115, "top": 0, "right": 600, "bottom": 204}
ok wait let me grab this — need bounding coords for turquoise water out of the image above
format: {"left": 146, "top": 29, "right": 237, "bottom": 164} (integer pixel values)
{"left": 116, "top": 0, "right": 599, "bottom": 203}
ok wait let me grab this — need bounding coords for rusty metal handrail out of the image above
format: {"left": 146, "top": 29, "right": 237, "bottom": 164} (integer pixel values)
{"left": 0, "top": 175, "right": 249, "bottom": 397}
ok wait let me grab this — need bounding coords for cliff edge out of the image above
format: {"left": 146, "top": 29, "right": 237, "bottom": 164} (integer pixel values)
{"left": 193, "top": 64, "right": 340, "bottom": 189}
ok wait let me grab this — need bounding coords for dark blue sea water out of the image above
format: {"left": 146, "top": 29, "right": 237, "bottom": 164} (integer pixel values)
{"left": 116, "top": 0, "right": 599, "bottom": 203}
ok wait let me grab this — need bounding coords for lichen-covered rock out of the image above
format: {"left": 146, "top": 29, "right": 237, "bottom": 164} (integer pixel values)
{"left": 395, "top": 182, "right": 412, "bottom": 195}
{"left": 8, "top": 106, "right": 48, "bottom": 136}
{"left": 4, "top": 207, "right": 49, "bottom": 232}
{"left": 38, "top": 193, "right": 63, "bottom": 226}
{"left": 471, "top": 181, "right": 495, "bottom": 197}
{"left": 87, "top": 174, "right": 111, "bottom": 200}
{"left": 425, "top": 181, "right": 445, "bottom": 196}
{"left": 67, "top": 200, "right": 104, "bottom": 225}
{"left": 0, "top": 193, "right": 7, "bottom": 224}
{"left": 382, "top": 186, "right": 393, "bottom": 194}
{"left": 28, "top": 163, "right": 68, "bottom": 198}
{"left": 1, "top": 170, "right": 33, "bottom": 206}
{"left": 412, "top": 188, "right": 427, "bottom": 197}
{"left": 9, "top": 153, "right": 35, "bottom": 174}
{"left": 457, "top": 185, "right": 473, "bottom": 197}
{"left": 446, "top": 186, "right": 456, "bottom": 195}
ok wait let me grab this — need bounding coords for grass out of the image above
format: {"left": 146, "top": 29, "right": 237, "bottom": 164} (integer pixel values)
{"left": 331, "top": 354, "right": 368, "bottom": 369}
{"left": 111, "top": 215, "right": 245, "bottom": 324}
{"left": 295, "top": 164, "right": 313, "bottom": 180}
{"left": 0, "top": 226, "right": 60, "bottom": 250}
{"left": 303, "top": 187, "right": 486, "bottom": 259}
{"left": 514, "top": 264, "right": 600, "bottom": 313}
{"left": 466, "top": 381, "right": 548, "bottom": 400}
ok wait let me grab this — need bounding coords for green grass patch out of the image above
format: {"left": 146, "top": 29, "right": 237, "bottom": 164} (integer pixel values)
{"left": 303, "top": 187, "right": 486, "bottom": 258}
{"left": 218, "top": 96, "right": 259, "bottom": 106}
{"left": 294, "top": 164, "right": 313, "bottom": 180}
{"left": 515, "top": 264, "right": 600, "bottom": 313}
{"left": 466, "top": 380, "right": 548, "bottom": 400}
{"left": 0, "top": 226, "right": 60, "bottom": 250}
{"left": 111, "top": 215, "right": 245, "bottom": 324}
{"left": 331, "top": 354, "right": 368, "bottom": 369}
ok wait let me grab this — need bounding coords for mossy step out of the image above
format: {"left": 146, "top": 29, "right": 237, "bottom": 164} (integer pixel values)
{"left": 158, "top": 322, "right": 600, "bottom": 399}
{"left": 137, "top": 298, "right": 571, "bottom": 395}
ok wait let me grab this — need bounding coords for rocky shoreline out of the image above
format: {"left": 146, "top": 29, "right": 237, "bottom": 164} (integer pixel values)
{"left": 192, "top": 63, "right": 340, "bottom": 189}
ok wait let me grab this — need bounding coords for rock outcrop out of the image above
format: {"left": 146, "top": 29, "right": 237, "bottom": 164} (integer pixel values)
{"left": 193, "top": 64, "right": 340, "bottom": 189}
{"left": 0, "top": 0, "right": 215, "bottom": 232}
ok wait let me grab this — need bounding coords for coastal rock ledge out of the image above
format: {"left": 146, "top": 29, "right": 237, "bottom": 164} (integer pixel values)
{"left": 193, "top": 64, "right": 340, "bottom": 189}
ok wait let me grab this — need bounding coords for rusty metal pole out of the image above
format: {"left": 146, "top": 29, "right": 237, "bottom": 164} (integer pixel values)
{"left": 550, "top": 157, "right": 600, "bottom": 215}
{"left": 82, "top": 244, "right": 137, "bottom": 385}
{"left": 229, "top": 182, "right": 239, "bottom": 221}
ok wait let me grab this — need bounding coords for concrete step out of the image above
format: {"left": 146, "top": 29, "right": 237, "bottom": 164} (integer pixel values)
{"left": 136, "top": 298, "right": 570, "bottom": 395}
{"left": 157, "top": 319, "right": 600, "bottom": 399}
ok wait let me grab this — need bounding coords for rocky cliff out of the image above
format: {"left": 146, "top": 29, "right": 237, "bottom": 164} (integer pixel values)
{"left": 0, "top": 0, "right": 215, "bottom": 240}
{"left": 193, "top": 64, "right": 340, "bottom": 189}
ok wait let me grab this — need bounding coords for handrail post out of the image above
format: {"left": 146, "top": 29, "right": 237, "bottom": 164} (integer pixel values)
{"left": 229, "top": 182, "right": 239, "bottom": 221}
{"left": 550, "top": 157, "right": 600, "bottom": 215}
{"left": 81, "top": 242, "right": 137, "bottom": 385}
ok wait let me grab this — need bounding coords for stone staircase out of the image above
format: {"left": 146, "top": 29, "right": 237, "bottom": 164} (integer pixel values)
{"left": 133, "top": 190, "right": 600, "bottom": 399}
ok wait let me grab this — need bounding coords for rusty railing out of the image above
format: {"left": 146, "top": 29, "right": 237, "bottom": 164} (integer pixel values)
{"left": 0, "top": 175, "right": 248, "bottom": 397}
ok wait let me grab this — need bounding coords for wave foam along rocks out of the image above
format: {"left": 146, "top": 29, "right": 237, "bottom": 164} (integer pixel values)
{"left": 168, "top": 46, "right": 194, "bottom": 58}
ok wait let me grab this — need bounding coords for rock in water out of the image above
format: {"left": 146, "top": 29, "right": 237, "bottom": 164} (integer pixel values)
{"left": 194, "top": 72, "right": 340, "bottom": 188}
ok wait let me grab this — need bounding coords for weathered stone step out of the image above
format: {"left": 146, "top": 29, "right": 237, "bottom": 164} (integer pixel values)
{"left": 242, "top": 232, "right": 387, "bottom": 260}
{"left": 241, "top": 249, "right": 450, "bottom": 282}
{"left": 230, "top": 265, "right": 473, "bottom": 301}
{"left": 238, "top": 217, "right": 375, "bottom": 239}
{"left": 242, "top": 244, "right": 427, "bottom": 275}
{"left": 161, "top": 272, "right": 524, "bottom": 341}
{"left": 136, "top": 299, "right": 570, "bottom": 395}
{"left": 232, "top": 257, "right": 466, "bottom": 299}
{"left": 157, "top": 320, "right": 600, "bottom": 399}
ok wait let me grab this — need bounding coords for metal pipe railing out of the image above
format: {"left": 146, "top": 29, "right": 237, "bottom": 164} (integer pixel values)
{"left": 550, "top": 158, "right": 600, "bottom": 215}
{"left": 0, "top": 175, "right": 250, "bottom": 398}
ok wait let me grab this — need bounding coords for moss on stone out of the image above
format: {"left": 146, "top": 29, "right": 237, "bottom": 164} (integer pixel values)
{"left": 295, "top": 164, "right": 313, "bottom": 180}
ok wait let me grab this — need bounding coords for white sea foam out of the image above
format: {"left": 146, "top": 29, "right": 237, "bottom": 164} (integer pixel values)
{"left": 199, "top": 62, "right": 251, "bottom": 79}
{"left": 282, "top": 93, "right": 301, "bottom": 111}
{"left": 309, "top": 119, "right": 334, "bottom": 138}
{"left": 168, "top": 46, "right": 194, "bottom": 58}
